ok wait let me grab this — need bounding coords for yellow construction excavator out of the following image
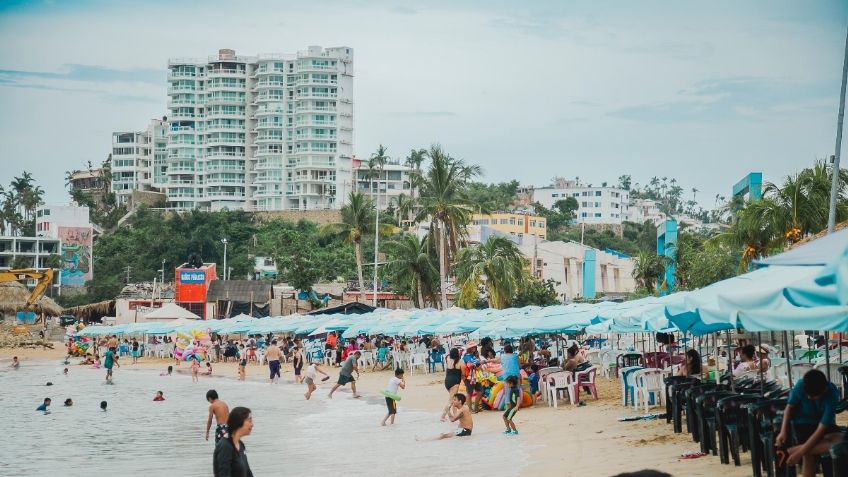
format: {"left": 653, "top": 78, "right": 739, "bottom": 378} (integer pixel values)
{"left": 0, "top": 268, "right": 55, "bottom": 308}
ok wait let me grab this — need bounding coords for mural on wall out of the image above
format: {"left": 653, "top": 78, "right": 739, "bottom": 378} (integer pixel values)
{"left": 58, "top": 226, "right": 93, "bottom": 287}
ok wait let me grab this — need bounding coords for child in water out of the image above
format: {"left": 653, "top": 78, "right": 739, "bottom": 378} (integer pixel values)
{"left": 36, "top": 398, "right": 51, "bottom": 413}
{"left": 153, "top": 391, "right": 165, "bottom": 401}
{"left": 64, "top": 398, "right": 73, "bottom": 406}
{"left": 100, "top": 401, "right": 108, "bottom": 411}
{"left": 160, "top": 365, "right": 173, "bottom": 376}
{"left": 204, "top": 362, "right": 212, "bottom": 376}
{"left": 191, "top": 358, "right": 200, "bottom": 383}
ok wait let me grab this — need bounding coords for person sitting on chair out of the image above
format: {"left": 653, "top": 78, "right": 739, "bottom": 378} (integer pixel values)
{"left": 776, "top": 369, "right": 843, "bottom": 477}
{"left": 677, "top": 349, "right": 702, "bottom": 378}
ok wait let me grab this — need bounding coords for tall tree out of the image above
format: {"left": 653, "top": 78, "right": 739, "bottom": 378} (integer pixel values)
{"left": 454, "top": 236, "right": 524, "bottom": 309}
{"left": 382, "top": 233, "right": 438, "bottom": 308}
{"left": 416, "top": 144, "right": 479, "bottom": 308}
{"left": 321, "top": 191, "right": 376, "bottom": 303}
{"left": 632, "top": 251, "right": 666, "bottom": 294}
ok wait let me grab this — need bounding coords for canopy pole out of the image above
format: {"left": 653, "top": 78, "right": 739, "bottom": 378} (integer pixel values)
{"left": 757, "top": 332, "right": 764, "bottom": 397}
{"left": 726, "top": 330, "right": 734, "bottom": 391}
{"left": 784, "top": 331, "right": 793, "bottom": 389}
{"left": 714, "top": 332, "right": 720, "bottom": 383}
{"left": 824, "top": 330, "right": 831, "bottom": 382}
{"left": 840, "top": 333, "right": 844, "bottom": 364}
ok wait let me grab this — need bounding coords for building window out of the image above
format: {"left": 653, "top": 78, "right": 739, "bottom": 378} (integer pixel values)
{"left": 552, "top": 193, "right": 559, "bottom": 197}
{"left": 530, "top": 220, "right": 536, "bottom": 227}
{"left": 500, "top": 219, "right": 508, "bottom": 224}
{"left": 594, "top": 213, "right": 602, "bottom": 217}
{"left": 518, "top": 219, "right": 523, "bottom": 226}
{"left": 595, "top": 191, "right": 602, "bottom": 196}
{"left": 582, "top": 201, "right": 588, "bottom": 207}
{"left": 509, "top": 217, "right": 516, "bottom": 225}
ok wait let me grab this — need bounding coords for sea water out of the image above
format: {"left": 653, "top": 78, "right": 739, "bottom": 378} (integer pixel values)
{"left": 1, "top": 360, "right": 527, "bottom": 476}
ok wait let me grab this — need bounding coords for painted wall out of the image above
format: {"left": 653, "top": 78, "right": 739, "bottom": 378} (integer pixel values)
{"left": 57, "top": 226, "right": 93, "bottom": 287}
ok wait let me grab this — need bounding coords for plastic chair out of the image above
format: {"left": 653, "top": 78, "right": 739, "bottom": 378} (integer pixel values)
{"left": 746, "top": 399, "right": 787, "bottom": 477}
{"left": 323, "top": 349, "right": 336, "bottom": 367}
{"left": 616, "top": 353, "right": 644, "bottom": 376}
{"left": 547, "top": 371, "right": 576, "bottom": 407}
{"left": 584, "top": 349, "right": 600, "bottom": 366}
{"left": 573, "top": 366, "right": 599, "bottom": 403}
{"left": 358, "top": 351, "right": 374, "bottom": 368}
{"left": 695, "top": 390, "right": 735, "bottom": 455}
{"left": 600, "top": 350, "right": 620, "bottom": 379}
{"left": 634, "top": 368, "right": 665, "bottom": 411}
{"left": 537, "top": 366, "right": 561, "bottom": 403}
{"left": 790, "top": 362, "right": 813, "bottom": 382}
{"left": 409, "top": 353, "right": 427, "bottom": 373}
{"left": 717, "top": 394, "right": 763, "bottom": 466}
{"left": 619, "top": 366, "right": 644, "bottom": 407}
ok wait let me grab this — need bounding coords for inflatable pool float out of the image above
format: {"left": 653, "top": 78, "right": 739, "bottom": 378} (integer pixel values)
{"left": 380, "top": 390, "right": 402, "bottom": 401}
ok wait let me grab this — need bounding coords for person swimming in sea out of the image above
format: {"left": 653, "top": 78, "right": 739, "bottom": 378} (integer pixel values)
{"left": 10, "top": 356, "right": 20, "bottom": 368}
{"left": 160, "top": 365, "right": 173, "bottom": 376}
{"left": 37, "top": 398, "right": 51, "bottom": 413}
{"left": 64, "top": 398, "right": 73, "bottom": 407}
{"left": 100, "top": 401, "right": 108, "bottom": 411}
{"left": 153, "top": 391, "right": 165, "bottom": 401}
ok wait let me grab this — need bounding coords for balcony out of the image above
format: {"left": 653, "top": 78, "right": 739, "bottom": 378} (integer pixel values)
{"left": 296, "top": 92, "right": 338, "bottom": 100}
{"left": 205, "top": 177, "right": 244, "bottom": 186}
{"left": 204, "top": 151, "right": 245, "bottom": 160}
{"left": 256, "top": 80, "right": 285, "bottom": 88}
{"left": 206, "top": 68, "right": 246, "bottom": 76}
{"left": 206, "top": 97, "right": 246, "bottom": 106}
{"left": 169, "top": 111, "right": 197, "bottom": 121}
{"left": 168, "top": 98, "right": 197, "bottom": 107}
{"left": 168, "top": 86, "right": 197, "bottom": 94}
{"left": 205, "top": 165, "right": 246, "bottom": 173}
{"left": 295, "top": 105, "right": 335, "bottom": 113}
{"left": 256, "top": 135, "right": 284, "bottom": 143}
{"left": 205, "top": 123, "right": 245, "bottom": 133}
{"left": 169, "top": 125, "right": 196, "bottom": 133}
{"left": 295, "top": 134, "right": 337, "bottom": 141}
{"left": 206, "top": 110, "right": 245, "bottom": 119}
{"left": 167, "top": 166, "right": 196, "bottom": 173}
{"left": 256, "top": 107, "right": 286, "bottom": 116}
{"left": 204, "top": 191, "right": 246, "bottom": 200}
{"left": 295, "top": 119, "right": 336, "bottom": 127}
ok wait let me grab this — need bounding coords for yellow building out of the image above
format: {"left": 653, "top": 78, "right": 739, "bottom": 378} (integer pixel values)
{"left": 471, "top": 212, "right": 546, "bottom": 240}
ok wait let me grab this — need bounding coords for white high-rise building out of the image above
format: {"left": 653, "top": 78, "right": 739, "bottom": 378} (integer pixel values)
{"left": 165, "top": 46, "right": 354, "bottom": 211}
{"left": 111, "top": 118, "right": 167, "bottom": 205}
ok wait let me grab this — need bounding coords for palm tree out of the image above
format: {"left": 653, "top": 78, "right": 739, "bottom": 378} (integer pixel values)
{"left": 391, "top": 193, "right": 415, "bottom": 227}
{"left": 321, "top": 191, "right": 376, "bottom": 303}
{"left": 416, "top": 145, "right": 479, "bottom": 308}
{"left": 404, "top": 148, "right": 427, "bottom": 201}
{"left": 383, "top": 233, "right": 438, "bottom": 307}
{"left": 632, "top": 251, "right": 666, "bottom": 294}
{"left": 711, "top": 198, "right": 783, "bottom": 271}
{"left": 454, "top": 236, "right": 524, "bottom": 309}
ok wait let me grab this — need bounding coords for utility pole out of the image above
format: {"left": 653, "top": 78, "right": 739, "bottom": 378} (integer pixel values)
{"left": 221, "top": 238, "right": 228, "bottom": 280}
{"left": 372, "top": 161, "right": 383, "bottom": 307}
{"left": 828, "top": 24, "right": 848, "bottom": 234}
{"left": 124, "top": 265, "right": 132, "bottom": 284}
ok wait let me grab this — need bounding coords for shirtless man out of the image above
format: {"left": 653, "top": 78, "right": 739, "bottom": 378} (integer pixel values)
{"left": 107, "top": 335, "right": 118, "bottom": 350}
{"left": 265, "top": 340, "right": 282, "bottom": 384}
{"left": 204, "top": 389, "right": 230, "bottom": 443}
{"left": 419, "top": 394, "right": 474, "bottom": 440}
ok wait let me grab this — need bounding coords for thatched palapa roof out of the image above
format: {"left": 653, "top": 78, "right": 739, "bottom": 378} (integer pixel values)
{"left": 63, "top": 300, "right": 115, "bottom": 322}
{"left": 0, "top": 281, "right": 63, "bottom": 316}
{"left": 790, "top": 220, "right": 848, "bottom": 249}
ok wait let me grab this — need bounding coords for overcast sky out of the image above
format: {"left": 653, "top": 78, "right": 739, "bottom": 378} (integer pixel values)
{"left": 1, "top": 0, "right": 847, "bottom": 209}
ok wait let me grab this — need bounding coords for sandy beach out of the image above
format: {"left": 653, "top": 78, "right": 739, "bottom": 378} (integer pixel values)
{"left": 1, "top": 345, "right": 778, "bottom": 477}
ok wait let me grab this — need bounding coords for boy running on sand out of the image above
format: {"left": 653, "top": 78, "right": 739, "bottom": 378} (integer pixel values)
{"left": 502, "top": 375, "right": 520, "bottom": 435}
{"left": 304, "top": 362, "right": 329, "bottom": 400}
{"left": 205, "top": 389, "right": 230, "bottom": 443}
{"left": 380, "top": 368, "right": 406, "bottom": 426}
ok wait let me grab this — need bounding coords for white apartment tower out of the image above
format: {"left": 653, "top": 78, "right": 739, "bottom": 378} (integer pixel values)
{"left": 110, "top": 118, "right": 166, "bottom": 204}
{"left": 166, "top": 46, "right": 354, "bottom": 211}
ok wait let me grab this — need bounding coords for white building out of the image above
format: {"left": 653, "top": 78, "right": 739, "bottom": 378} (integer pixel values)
{"left": 111, "top": 118, "right": 167, "bottom": 204}
{"left": 518, "top": 238, "right": 636, "bottom": 301}
{"left": 625, "top": 198, "right": 666, "bottom": 225}
{"left": 532, "top": 178, "right": 630, "bottom": 225}
{"left": 34, "top": 204, "right": 95, "bottom": 287}
{"left": 352, "top": 159, "right": 411, "bottom": 209}
{"left": 165, "top": 46, "right": 354, "bottom": 211}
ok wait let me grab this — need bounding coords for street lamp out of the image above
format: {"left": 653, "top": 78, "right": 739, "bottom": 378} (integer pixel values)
{"left": 160, "top": 259, "right": 165, "bottom": 284}
{"left": 221, "top": 238, "right": 228, "bottom": 280}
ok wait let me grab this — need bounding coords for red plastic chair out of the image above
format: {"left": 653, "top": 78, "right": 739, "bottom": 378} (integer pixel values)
{"left": 573, "top": 366, "right": 599, "bottom": 402}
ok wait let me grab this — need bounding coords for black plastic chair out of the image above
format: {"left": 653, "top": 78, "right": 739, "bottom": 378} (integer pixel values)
{"left": 831, "top": 436, "right": 848, "bottom": 477}
{"left": 670, "top": 380, "right": 700, "bottom": 433}
{"left": 695, "top": 390, "right": 736, "bottom": 455}
{"left": 717, "top": 394, "right": 763, "bottom": 465}
{"left": 685, "top": 383, "right": 723, "bottom": 442}
{"left": 746, "top": 399, "right": 787, "bottom": 477}
{"left": 664, "top": 375, "right": 699, "bottom": 425}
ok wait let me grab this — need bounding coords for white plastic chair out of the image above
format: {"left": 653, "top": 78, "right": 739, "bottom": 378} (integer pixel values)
{"left": 600, "top": 350, "right": 621, "bottom": 379}
{"left": 634, "top": 368, "right": 664, "bottom": 411}
{"left": 814, "top": 362, "right": 844, "bottom": 393}
{"left": 323, "top": 349, "right": 336, "bottom": 367}
{"left": 537, "top": 366, "right": 561, "bottom": 403}
{"left": 409, "top": 353, "right": 427, "bottom": 373}
{"left": 791, "top": 363, "right": 813, "bottom": 382}
{"left": 358, "top": 351, "right": 374, "bottom": 368}
{"left": 585, "top": 349, "right": 600, "bottom": 366}
{"left": 547, "top": 371, "right": 575, "bottom": 407}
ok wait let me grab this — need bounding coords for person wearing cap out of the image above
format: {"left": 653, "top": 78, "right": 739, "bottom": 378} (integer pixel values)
{"left": 462, "top": 342, "right": 482, "bottom": 412}
{"left": 756, "top": 344, "right": 771, "bottom": 373}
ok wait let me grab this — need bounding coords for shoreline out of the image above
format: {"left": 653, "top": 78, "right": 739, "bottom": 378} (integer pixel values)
{"left": 2, "top": 345, "right": 756, "bottom": 476}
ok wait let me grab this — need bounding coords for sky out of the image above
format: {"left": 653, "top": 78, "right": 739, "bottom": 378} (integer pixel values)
{"left": 0, "top": 0, "right": 847, "bottom": 209}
